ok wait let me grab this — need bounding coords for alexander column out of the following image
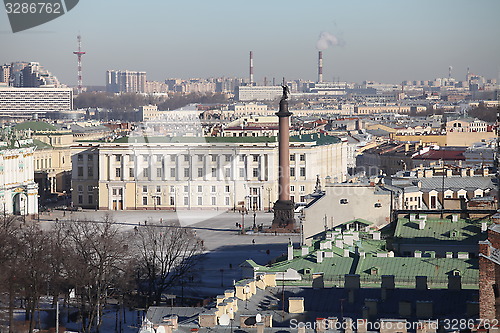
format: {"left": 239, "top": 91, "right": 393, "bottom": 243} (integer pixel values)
{"left": 272, "top": 85, "right": 295, "bottom": 229}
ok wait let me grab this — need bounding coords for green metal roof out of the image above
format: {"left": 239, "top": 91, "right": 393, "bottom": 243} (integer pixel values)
{"left": 290, "top": 133, "right": 341, "bottom": 146}
{"left": 111, "top": 133, "right": 342, "bottom": 146}
{"left": 14, "top": 121, "right": 57, "bottom": 131}
{"left": 355, "top": 257, "right": 478, "bottom": 285}
{"left": 394, "top": 217, "right": 488, "bottom": 244}
{"left": 32, "top": 139, "right": 53, "bottom": 150}
{"left": 113, "top": 136, "right": 278, "bottom": 144}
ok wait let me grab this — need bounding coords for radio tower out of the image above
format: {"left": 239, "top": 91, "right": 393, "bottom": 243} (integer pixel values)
{"left": 73, "top": 35, "right": 86, "bottom": 94}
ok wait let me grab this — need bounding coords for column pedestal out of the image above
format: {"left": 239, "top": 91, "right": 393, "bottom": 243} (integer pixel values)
{"left": 272, "top": 199, "right": 295, "bottom": 229}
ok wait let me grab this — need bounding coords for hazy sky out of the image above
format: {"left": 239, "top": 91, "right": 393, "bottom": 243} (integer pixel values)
{"left": 1, "top": 0, "right": 499, "bottom": 86}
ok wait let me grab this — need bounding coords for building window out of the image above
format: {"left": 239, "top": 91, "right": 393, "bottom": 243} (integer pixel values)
{"left": 225, "top": 185, "right": 230, "bottom": 193}
{"left": 252, "top": 155, "right": 259, "bottom": 162}
{"left": 300, "top": 196, "right": 305, "bottom": 202}
{"left": 170, "top": 186, "right": 175, "bottom": 193}
{"left": 239, "top": 155, "right": 245, "bottom": 162}
{"left": 197, "top": 185, "right": 203, "bottom": 193}
{"left": 129, "top": 155, "right": 134, "bottom": 162}
{"left": 143, "top": 168, "right": 149, "bottom": 178}
{"left": 88, "top": 154, "right": 93, "bottom": 161}
{"left": 211, "top": 154, "right": 217, "bottom": 162}
{"left": 142, "top": 186, "right": 148, "bottom": 193}
{"left": 184, "top": 197, "right": 189, "bottom": 206}
{"left": 225, "top": 168, "right": 231, "bottom": 178}
{"left": 184, "top": 168, "right": 190, "bottom": 178}
{"left": 88, "top": 195, "right": 93, "bottom": 204}
{"left": 170, "top": 155, "right": 176, "bottom": 162}
{"left": 198, "top": 168, "right": 204, "bottom": 178}
{"left": 239, "top": 168, "right": 245, "bottom": 178}
{"left": 78, "top": 195, "right": 83, "bottom": 204}
{"left": 290, "top": 167, "right": 295, "bottom": 177}
{"left": 225, "top": 197, "right": 230, "bottom": 205}
{"left": 142, "top": 155, "right": 148, "bottom": 162}
{"left": 291, "top": 195, "right": 295, "bottom": 202}
{"left": 300, "top": 185, "right": 305, "bottom": 192}
{"left": 170, "top": 196, "right": 175, "bottom": 206}
{"left": 88, "top": 166, "right": 93, "bottom": 177}
{"left": 253, "top": 168, "right": 259, "bottom": 178}
{"left": 211, "top": 186, "right": 216, "bottom": 193}
{"left": 184, "top": 186, "right": 189, "bottom": 193}
{"left": 197, "top": 197, "right": 203, "bottom": 205}
{"left": 115, "top": 155, "right": 121, "bottom": 162}
{"left": 156, "top": 186, "right": 161, "bottom": 193}
{"left": 77, "top": 154, "right": 83, "bottom": 162}
{"left": 212, "top": 168, "right": 217, "bottom": 177}
{"left": 157, "top": 168, "right": 162, "bottom": 178}
{"left": 291, "top": 185, "right": 295, "bottom": 192}
{"left": 170, "top": 168, "right": 176, "bottom": 178}
{"left": 211, "top": 197, "right": 216, "bottom": 205}
{"left": 129, "top": 168, "right": 135, "bottom": 178}
{"left": 78, "top": 167, "right": 83, "bottom": 177}
{"left": 115, "top": 168, "right": 121, "bottom": 178}
{"left": 77, "top": 185, "right": 83, "bottom": 193}
{"left": 290, "top": 154, "right": 295, "bottom": 161}
{"left": 156, "top": 155, "right": 162, "bottom": 162}
{"left": 143, "top": 197, "right": 148, "bottom": 205}
{"left": 198, "top": 155, "right": 203, "bottom": 162}
{"left": 300, "top": 154, "right": 306, "bottom": 161}
{"left": 155, "top": 196, "right": 161, "bottom": 205}
{"left": 225, "top": 155, "right": 231, "bottom": 162}
{"left": 300, "top": 167, "right": 306, "bottom": 177}
{"left": 87, "top": 185, "right": 94, "bottom": 192}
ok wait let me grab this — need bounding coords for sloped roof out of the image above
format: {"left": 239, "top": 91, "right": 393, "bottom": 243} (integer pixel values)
{"left": 14, "top": 121, "right": 57, "bottom": 131}
{"left": 418, "top": 176, "right": 494, "bottom": 191}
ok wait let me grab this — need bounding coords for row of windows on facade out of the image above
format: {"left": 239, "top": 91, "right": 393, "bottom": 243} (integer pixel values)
{"left": 77, "top": 184, "right": 307, "bottom": 194}
{"left": 77, "top": 166, "right": 307, "bottom": 178}
{"left": 76, "top": 194, "right": 307, "bottom": 206}
{"left": 77, "top": 153, "right": 307, "bottom": 163}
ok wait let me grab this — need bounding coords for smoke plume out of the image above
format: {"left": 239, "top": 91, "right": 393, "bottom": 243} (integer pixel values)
{"left": 316, "top": 31, "right": 345, "bottom": 50}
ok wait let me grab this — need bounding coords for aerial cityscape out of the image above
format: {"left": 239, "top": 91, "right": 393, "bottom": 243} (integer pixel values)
{"left": 0, "top": 1, "right": 500, "bottom": 333}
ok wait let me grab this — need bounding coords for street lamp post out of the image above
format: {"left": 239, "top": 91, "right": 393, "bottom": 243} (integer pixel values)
{"left": 240, "top": 202, "right": 245, "bottom": 234}
{"left": 266, "top": 187, "right": 272, "bottom": 212}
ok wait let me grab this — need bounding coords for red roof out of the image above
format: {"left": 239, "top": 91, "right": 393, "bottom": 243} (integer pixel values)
{"left": 413, "top": 149, "right": 465, "bottom": 161}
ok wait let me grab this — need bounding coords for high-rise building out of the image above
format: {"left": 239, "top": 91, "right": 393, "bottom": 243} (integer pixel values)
{"left": 106, "top": 70, "right": 147, "bottom": 93}
{"left": 0, "top": 65, "right": 10, "bottom": 85}
{"left": 5, "top": 62, "right": 62, "bottom": 87}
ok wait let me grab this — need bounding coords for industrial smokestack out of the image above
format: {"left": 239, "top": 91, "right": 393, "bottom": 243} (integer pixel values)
{"left": 318, "top": 51, "right": 323, "bottom": 83}
{"left": 249, "top": 51, "right": 254, "bottom": 85}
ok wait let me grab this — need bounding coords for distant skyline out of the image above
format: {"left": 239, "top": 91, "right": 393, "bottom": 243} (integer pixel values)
{"left": 1, "top": 0, "right": 499, "bottom": 86}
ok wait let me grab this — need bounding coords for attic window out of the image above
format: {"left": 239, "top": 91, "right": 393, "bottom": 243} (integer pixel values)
{"left": 374, "top": 202, "right": 382, "bottom": 208}
{"left": 450, "top": 229, "right": 459, "bottom": 238}
{"left": 370, "top": 267, "right": 379, "bottom": 275}
{"left": 304, "top": 268, "right": 311, "bottom": 274}
{"left": 340, "top": 199, "right": 348, "bottom": 204}
{"left": 452, "top": 269, "right": 461, "bottom": 276}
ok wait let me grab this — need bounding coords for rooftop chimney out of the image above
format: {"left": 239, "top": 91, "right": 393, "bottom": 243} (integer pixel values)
{"left": 318, "top": 51, "right": 323, "bottom": 83}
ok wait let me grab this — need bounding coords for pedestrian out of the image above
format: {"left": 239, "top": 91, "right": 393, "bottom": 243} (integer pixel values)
{"left": 252, "top": 239, "right": 255, "bottom": 244}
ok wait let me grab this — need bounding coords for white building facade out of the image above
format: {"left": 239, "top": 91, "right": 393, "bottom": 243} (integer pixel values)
{"left": 71, "top": 135, "right": 348, "bottom": 211}
{"left": 0, "top": 145, "right": 38, "bottom": 215}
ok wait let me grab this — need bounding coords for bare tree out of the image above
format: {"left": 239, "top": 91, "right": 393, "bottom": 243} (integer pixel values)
{"left": 133, "top": 221, "right": 204, "bottom": 306}
{"left": 62, "top": 215, "right": 131, "bottom": 333}
{"left": 17, "top": 223, "right": 52, "bottom": 333}
{"left": 0, "top": 215, "right": 22, "bottom": 333}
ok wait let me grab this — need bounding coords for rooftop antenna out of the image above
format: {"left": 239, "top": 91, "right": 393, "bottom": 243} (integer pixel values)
{"left": 73, "top": 34, "right": 86, "bottom": 95}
